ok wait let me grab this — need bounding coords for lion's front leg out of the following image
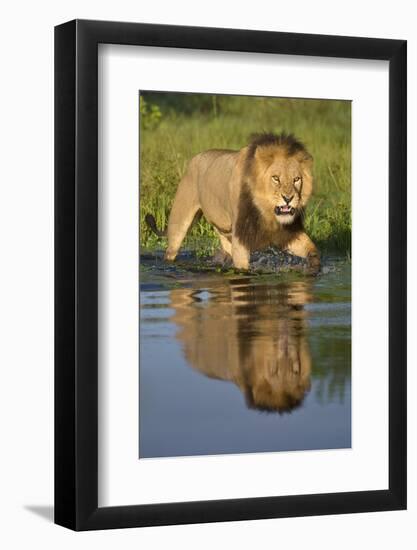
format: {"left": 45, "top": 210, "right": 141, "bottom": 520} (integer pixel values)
{"left": 285, "top": 231, "right": 320, "bottom": 275}
{"left": 231, "top": 237, "right": 250, "bottom": 270}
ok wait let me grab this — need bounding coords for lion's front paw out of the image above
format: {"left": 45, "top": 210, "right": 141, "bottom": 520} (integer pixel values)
{"left": 306, "top": 251, "right": 321, "bottom": 275}
{"left": 164, "top": 249, "right": 177, "bottom": 262}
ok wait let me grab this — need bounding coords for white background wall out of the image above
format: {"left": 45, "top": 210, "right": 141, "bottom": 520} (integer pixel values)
{"left": 0, "top": 1, "right": 415, "bottom": 548}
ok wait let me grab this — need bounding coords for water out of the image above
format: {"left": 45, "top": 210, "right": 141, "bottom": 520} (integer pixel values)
{"left": 139, "top": 259, "right": 351, "bottom": 458}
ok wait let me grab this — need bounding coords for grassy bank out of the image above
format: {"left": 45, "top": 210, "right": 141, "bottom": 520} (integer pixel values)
{"left": 140, "top": 93, "right": 351, "bottom": 256}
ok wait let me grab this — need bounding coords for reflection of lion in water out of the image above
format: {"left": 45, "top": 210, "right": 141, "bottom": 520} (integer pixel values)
{"left": 170, "top": 280, "right": 312, "bottom": 413}
{"left": 146, "top": 133, "right": 320, "bottom": 274}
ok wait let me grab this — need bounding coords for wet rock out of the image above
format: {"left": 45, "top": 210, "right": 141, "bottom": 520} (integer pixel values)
{"left": 249, "top": 248, "right": 308, "bottom": 273}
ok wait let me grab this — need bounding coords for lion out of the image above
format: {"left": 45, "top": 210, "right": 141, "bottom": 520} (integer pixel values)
{"left": 169, "top": 279, "right": 312, "bottom": 413}
{"left": 146, "top": 132, "right": 320, "bottom": 273}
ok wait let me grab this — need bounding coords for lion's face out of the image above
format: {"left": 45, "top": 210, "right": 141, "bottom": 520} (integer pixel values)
{"left": 244, "top": 329, "right": 312, "bottom": 412}
{"left": 250, "top": 146, "right": 313, "bottom": 226}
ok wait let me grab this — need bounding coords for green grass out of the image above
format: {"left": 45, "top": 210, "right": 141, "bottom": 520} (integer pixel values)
{"left": 140, "top": 93, "right": 351, "bottom": 256}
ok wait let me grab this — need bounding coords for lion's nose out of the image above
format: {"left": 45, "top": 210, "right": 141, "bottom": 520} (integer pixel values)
{"left": 282, "top": 194, "right": 294, "bottom": 205}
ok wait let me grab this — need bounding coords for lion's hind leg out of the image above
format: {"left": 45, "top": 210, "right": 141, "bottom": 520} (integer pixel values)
{"left": 165, "top": 173, "right": 201, "bottom": 261}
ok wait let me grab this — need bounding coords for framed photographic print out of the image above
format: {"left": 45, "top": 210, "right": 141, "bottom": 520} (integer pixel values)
{"left": 55, "top": 19, "right": 407, "bottom": 530}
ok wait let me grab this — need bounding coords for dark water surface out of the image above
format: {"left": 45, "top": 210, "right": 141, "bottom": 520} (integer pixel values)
{"left": 139, "top": 257, "right": 351, "bottom": 458}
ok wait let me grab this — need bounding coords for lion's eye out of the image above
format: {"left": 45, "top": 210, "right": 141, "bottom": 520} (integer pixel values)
{"left": 294, "top": 176, "right": 301, "bottom": 183}
{"left": 272, "top": 175, "right": 280, "bottom": 184}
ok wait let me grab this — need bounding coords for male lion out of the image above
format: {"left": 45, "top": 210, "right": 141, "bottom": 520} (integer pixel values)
{"left": 146, "top": 132, "right": 320, "bottom": 273}
{"left": 169, "top": 279, "right": 312, "bottom": 413}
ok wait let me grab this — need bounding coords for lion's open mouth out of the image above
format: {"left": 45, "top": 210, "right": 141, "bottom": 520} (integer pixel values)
{"left": 275, "top": 205, "right": 295, "bottom": 216}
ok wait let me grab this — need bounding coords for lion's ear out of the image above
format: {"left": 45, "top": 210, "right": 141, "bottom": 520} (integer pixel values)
{"left": 295, "top": 150, "right": 313, "bottom": 166}
{"left": 254, "top": 146, "right": 274, "bottom": 164}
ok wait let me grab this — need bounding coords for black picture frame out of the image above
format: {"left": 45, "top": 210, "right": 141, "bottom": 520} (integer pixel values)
{"left": 55, "top": 19, "right": 407, "bottom": 531}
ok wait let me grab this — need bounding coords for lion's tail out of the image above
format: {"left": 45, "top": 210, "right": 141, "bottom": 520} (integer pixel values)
{"left": 145, "top": 214, "right": 167, "bottom": 237}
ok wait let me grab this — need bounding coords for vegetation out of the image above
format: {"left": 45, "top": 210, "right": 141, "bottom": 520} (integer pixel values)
{"left": 139, "top": 93, "right": 351, "bottom": 256}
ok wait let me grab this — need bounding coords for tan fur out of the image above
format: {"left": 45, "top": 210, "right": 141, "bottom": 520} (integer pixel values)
{"left": 163, "top": 134, "right": 320, "bottom": 273}
{"left": 169, "top": 280, "right": 312, "bottom": 412}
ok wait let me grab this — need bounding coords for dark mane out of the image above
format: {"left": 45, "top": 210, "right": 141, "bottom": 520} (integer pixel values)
{"left": 244, "top": 387, "right": 304, "bottom": 415}
{"left": 235, "top": 183, "right": 275, "bottom": 252}
{"left": 247, "top": 132, "right": 308, "bottom": 161}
